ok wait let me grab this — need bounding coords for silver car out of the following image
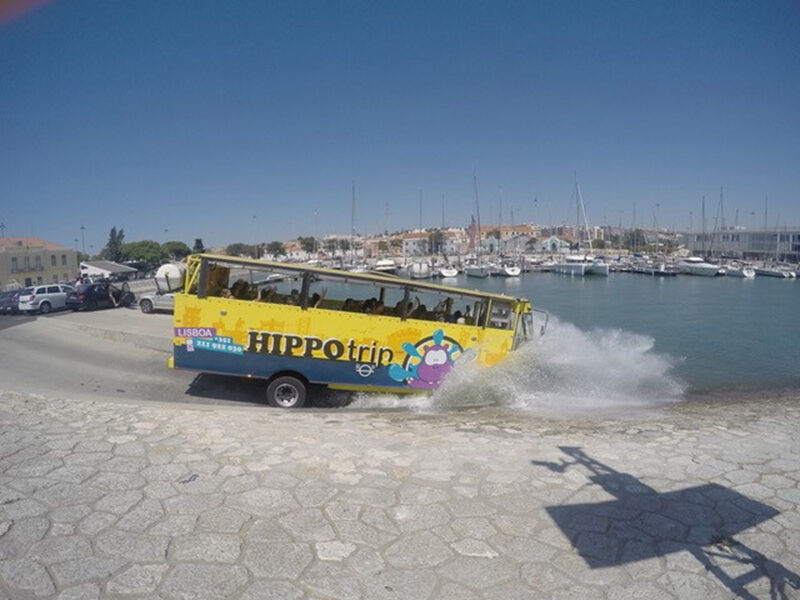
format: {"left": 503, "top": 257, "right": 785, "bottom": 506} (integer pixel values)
{"left": 139, "top": 290, "right": 175, "bottom": 314}
{"left": 18, "top": 284, "right": 75, "bottom": 314}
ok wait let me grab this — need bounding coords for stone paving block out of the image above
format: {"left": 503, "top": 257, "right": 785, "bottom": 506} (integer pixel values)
{"left": 244, "top": 542, "right": 313, "bottom": 578}
{"left": 0, "top": 557, "right": 55, "bottom": 597}
{"left": 95, "top": 528, "right": 169, "bottom": 561}
{"left": 438, "top": 555, "right": 518, "bottom": 589}
{"left": 197, "top": 505, "right": 249, "bottom": 533}
{"left": 55, "top": 583, "right": 100, "bottom": 600}
{"left": 160, "top": 564, "right": 249, "bottom": 600}
{"left": 0, "top": 517, "right": 49, "bottom": 560}
{"left": 106, "top": 563, "right": 169, "bottom": 595}
{"left": 385, "top": 530, "right": 453, "bottom": 568}
{"left": 27, "top": 535, "right": 93, "bottom": 563}
{"left": 278, "top": 507, "right": 336, "bottom": 541}
{"left": 361, "top": 568, "right": 438, "bottom": 600}
{"left": 239, "top": 580, "right": 304, "bottom": 600}
{"left": 171, "top": 532, "right": 241, "bottom": 563}
{"left": 303, "top": 562, "right": 362, "bottom": 600}
{"left": 227, "top": 488, "right": 298, "bottom": 517}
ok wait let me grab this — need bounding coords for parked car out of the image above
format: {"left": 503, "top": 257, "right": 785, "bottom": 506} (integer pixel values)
{"left": 17, "top": 284, "right": 75, "bottom": 314}
{"left": 139, "top": 290, "right": 175, "bottom": 314}
{"left": 66, "top": 282, "right": 135, "bottom": 311}
{"left": 0, "top": 290, "right": 21, "bottom": 315}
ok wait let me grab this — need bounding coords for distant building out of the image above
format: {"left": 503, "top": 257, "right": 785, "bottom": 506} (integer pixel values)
{"left": 0, "top": 237, "right": 79, "bottom": 290}
{"left": 539, "top": 236, "right": 571, "bottom": 253}
{"left": 683, "top": 228, "right": 800, "bottom": 261}
{"left": 79, "top": 260, "right": 139, "bottom": 281}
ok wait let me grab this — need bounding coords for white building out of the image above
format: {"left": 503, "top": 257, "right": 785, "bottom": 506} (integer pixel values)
{"left": 79, "top": 261, "right": 139, "bottom": 281}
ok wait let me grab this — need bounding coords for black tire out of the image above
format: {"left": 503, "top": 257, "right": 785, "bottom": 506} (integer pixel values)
{"left": 140, "top": 299, "right": 154, "bottom": 314}
{"left": 266, "top": 375, "right": 307, "bottom": 409}
{"left": 39, "top": 301, "right": 51, "bottom": 314}
{"left": 86, "top": 300, "right": 98, "bottom": 311}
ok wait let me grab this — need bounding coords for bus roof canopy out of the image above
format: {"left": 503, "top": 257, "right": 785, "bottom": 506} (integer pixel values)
{"left": 191, "top": 253, "right": 528, "bottom": 304}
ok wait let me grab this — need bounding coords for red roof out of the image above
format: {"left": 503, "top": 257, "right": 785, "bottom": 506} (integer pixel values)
{"left": 0, "top": 237, "right": 67, "bottom": 250}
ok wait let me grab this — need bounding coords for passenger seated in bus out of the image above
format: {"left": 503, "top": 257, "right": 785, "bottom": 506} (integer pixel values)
{"left": 257, "top": 287, "right": 276, "bottom": 302}
{"left": 308, "top": 288, "right": 327, "bottom": 308}
{"left": 342, "top": 298, "right": 358, "bottom": 312}
{"left": 409, "top": 303, "right": 428, "bottom": 320}
{"left": 368, "top": 301, "right": 385, "bottom": 315}
{"left": 230, "top": 279, "right": 252, "bottom": 300}
{"left": 221, "top": 288, "right": 233, "bottom": 299}
{"left": 287, "top": 289, "right": 300, "bottom": 305}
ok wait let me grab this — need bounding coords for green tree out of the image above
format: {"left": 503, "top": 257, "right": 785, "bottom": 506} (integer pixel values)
{"left": 323, "top": 239, "right": 337, "bottom": 253}
{"left": 100, "top": 227, "right": 125, "bottom": 262}
{"left": 593, "top": 239, "right": 607, "bottom": 249}
{"left": 297, "top": 236, "right": 316, "bottom": 254}
{"left": 389, "top": 238, "right": 403, "bottom": 249}
{"left": 266, "top": 241, "right": 285, "bottom": 256}
{"left": 192, "top": 238, "right": 205, "bottom": 253}
{"left": 225, "top": 243, "right": 256, "bottom": 257}
{"left": 161, "top": 240, "right": 192, "bottom": 260}
{"left": 377, "top": 240, "right": 389, "bottom": 252}
{"left": 488, "top": 228, "right": 501, "bottom": 240}
{"left": 120, "top": 240, "right": 165, "bottom": 269}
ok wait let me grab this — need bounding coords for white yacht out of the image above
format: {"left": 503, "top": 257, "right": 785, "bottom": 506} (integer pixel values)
{"left": 677, "top": 256, "right": 723, "bottom": 277}
{"left": 755, "top": 265, "right": 795, "bottom": 279}
{"left": 373, "top": 259, "right": 397, "bottom": 275}
{"left": 408, "top": 262, "right": 432, "bottom": 279}
{"left": 489, "top": 259, "right": 521, "bottom": 277}
{"left": 553, "top": 177, "right": 609, "bottom": 277}
{"left": 554, "top": 255, "right": 609, "bottom": 277}
{"left": 464, "top": 258, "right": 489, "bottom": 278}
{"left": 437, "top": 265, "right": 459, "bottom": 278}
{"left": 725, "top": 263, "right": 755, "bottom": 278}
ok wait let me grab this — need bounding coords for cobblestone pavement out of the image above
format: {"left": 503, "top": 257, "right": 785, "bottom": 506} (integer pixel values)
{"left": 1, "top": 390, "right": 799, "bottom": 599}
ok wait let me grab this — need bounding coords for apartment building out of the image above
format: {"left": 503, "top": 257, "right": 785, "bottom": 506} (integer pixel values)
{"left": 0, "top": 237, "right": 79, "bottom": 290}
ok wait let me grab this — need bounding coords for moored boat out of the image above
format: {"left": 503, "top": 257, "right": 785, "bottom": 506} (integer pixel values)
{"left": 373, "top": 259, "right": 397, "bottom": 275}
{"left": 408, "top": 262, "right": 432, "bottom": 279}
{"left": 725, "top": 263, "right": 756, "bottom": 278}
{"left": 677, "top": 257, "right": 722, "bottom": 277}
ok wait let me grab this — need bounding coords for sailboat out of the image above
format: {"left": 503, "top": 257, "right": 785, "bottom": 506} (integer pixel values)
{"left": 466, "top": 173, "right": 490, "bottom": 278}
{"left": 554, "top": 176, "right": 609, "bottom": 276}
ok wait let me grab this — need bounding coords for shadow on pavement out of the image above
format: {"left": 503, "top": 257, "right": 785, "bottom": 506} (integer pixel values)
{"left": 0, "top": 314, "right": 37, "bottom": 331}
{"left": 533, "top": 446, "right": 800, "bottom": 599}
{"left": 184, "top": 373, "right": 353, "bottom": 408}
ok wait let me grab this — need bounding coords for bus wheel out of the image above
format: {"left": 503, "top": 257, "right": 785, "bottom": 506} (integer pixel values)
{"left": 266, "top": 376, "right": 306, "bottom": 409}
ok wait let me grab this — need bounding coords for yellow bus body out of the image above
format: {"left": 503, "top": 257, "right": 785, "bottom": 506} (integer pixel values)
{"left": 172, "top": 254, "right": 532, "bottom": 395}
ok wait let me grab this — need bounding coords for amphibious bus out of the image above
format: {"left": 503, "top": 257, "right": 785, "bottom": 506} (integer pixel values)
{"left": 170, "top": 254, "right": 546, "bottom": 408}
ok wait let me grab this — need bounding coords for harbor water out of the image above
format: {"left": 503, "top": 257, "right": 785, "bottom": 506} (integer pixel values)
{"left": 353, "top": 272, "right": 799, "bottom": 412}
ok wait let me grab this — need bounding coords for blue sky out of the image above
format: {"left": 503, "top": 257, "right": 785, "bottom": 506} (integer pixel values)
{"left": 1, "top": 1, "right": 799, "bottom": 251}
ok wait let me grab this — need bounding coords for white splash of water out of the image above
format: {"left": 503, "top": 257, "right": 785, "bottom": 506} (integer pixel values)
{"left": 348, "top": 317, "right": 686, "bottom": 415}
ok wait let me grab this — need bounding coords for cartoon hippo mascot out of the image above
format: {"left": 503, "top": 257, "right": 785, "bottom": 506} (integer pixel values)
{"left": 388, "top": 329, "right": 462, "bottom": 389}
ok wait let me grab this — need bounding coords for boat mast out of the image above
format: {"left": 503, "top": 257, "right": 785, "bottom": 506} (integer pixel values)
{"left": 575, "top": 174, "right": 593, "bottom": 255}
{"left": 473, "top": 172, "right": 482, "bottom": 264}
{"left": 701, "top": 195, "right": 706, "bottom": 258}
{"left": 350, "top": 181, "right": 356, "bottom": 264}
